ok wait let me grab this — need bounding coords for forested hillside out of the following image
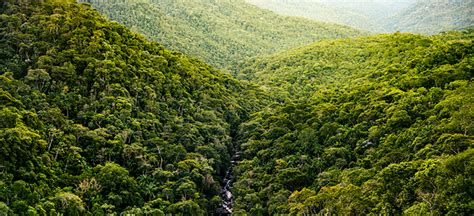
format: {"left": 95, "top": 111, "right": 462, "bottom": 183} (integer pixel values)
{"left": 233, "top": 31, "right": 473, "bottom": 215}
{"left": 1, "top": 0, "right": 473, "bottom": 215}
{"left": 247, "top": 0, "right": 473, "bottom": 34}
{"left": 0, "top": 0, "right": 264, "bottom": 214}
{"left": 77, "top": 0, "right": 365, "bottom": 70}
{"left": 246, "top": 0, "right": 382, "bottom": 32}
{"left": 388, "top": 0, "right": 474, "bottom": 34}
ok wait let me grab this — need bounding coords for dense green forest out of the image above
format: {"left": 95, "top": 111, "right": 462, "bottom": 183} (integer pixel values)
{"left": 0, "top": 0, "right": 264, "bottom": 214}
{"left": 247, "top": 0, "right": 473, "bottom": 34}
{"left": 233, "top": 31, "right": 473, "bottom": 214}
{"left": 1, "top": 0, "right": 473, "bottom": 215}
{"left": 76, "top": 0, "right": 365, "bottom": 70}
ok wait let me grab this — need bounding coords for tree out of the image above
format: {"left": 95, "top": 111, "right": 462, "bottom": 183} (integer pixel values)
{"left": 53, "top": 192, "right": 85, "bottom": 216}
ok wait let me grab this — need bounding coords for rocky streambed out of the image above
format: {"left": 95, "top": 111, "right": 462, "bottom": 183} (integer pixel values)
{"left": 216, "top": 151, "right": 241, "bottom": 215}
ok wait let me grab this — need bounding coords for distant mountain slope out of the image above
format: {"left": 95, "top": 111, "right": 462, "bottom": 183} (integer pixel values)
{"left": 388, "top": 0, "right": 474, "bottom": 34}
{"left": 246, "top": 0, "right": 416, "bottom": 32}
{"left": 78, "top": 0, "right": 366, "bottom": 69}
{"left": 246, "top": 0, "right": 472, "bottom": 34}
{"left": 246, "top": 0, "right": 381, "bottom": 31}
{"left": 233, "top": 30, "right": 474, "bottom": 214}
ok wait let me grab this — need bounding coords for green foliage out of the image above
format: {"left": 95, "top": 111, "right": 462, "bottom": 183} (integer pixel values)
{"left": 53, "top": 192, "right": 85, "bottom": 215}
{"left": 233, "top": 30, "right": 474, "bottom": 214}
{"left": 78, "top": 0, "right": 366, "bottom": 70}
{"left": 0, "top": 0, "right": 472, "bottom": 215}
{"left": 0, "top": 0, "right": 264, "bottom": 214}
{"left": 0, "top": 202, "right": 13, "bottom": 216}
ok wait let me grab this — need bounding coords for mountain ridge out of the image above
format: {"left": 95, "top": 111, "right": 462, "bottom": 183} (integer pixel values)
{"left": 0, "top": 0, "right": 472, "bottom": 215}
{"left": 246, "top": 0, "right": 473, "bottom": 34}
{"left": 78, "top": 0, "right": 366, "bottom": 70}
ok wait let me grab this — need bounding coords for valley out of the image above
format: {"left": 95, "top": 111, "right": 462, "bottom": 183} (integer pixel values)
{"left": 0, "top": 0, "right": 472, "bottom": 215}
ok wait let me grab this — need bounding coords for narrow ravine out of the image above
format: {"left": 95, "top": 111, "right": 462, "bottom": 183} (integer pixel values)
{"left": 216, "top": 151, "right": 241, "bottom": 215}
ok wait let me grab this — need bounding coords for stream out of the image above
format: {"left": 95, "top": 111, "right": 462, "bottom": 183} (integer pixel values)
{"left": 216, "top": 151, "right": 241, "bottom": 215}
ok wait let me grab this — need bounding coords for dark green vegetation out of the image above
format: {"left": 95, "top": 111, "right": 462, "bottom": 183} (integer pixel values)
{"left": 247, "top": 0, "right": 473, "bottom": 34}
{"left": 78, "top": 0, "right": 365, "bottom": 70}
{"left": 1, "top": 0, "right": 473, "bottom": 215}
{"left": 233, "top": 31, "right": 474, "bottom": 215}
{"left": 0, "top": 0, "right": 263, "bottom": 214}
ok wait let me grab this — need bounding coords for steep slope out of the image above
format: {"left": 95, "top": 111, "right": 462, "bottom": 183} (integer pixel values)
{"left": 247, "top": 0, "right": 473, "bottom": 34}
{"left": 78, "top": 0, "right": 366, "bottom": 69}
{"left": 0, "top": 0, "right": 264, "bottom": 214}
{"left": 388, "top": 0, "right": 474, "bottom": 34}
{"left": 246, "top": 0, "right": 381, "bottom": 32}
{"left": 233, "top": 31, "right": 473, "bottom": 214}
{"left": 1, "top": 0, "right": 473, "bottom": 215}
{"left": 246, "top": 0, "right": 416, "bottom": 32}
